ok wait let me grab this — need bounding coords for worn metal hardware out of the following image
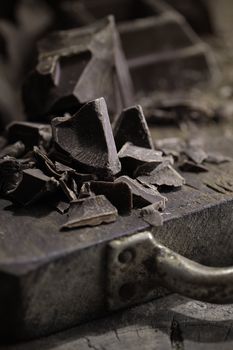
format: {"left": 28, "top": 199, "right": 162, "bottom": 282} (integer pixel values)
{"left": 108, "top": 231, "right": 233, "bottom": 310}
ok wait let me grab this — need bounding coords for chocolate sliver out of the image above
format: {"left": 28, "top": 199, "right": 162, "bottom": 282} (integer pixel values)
{"left": 140, "top": 205, "right": 163, "bottom": 227}
{"left": 138, "top": 164, "right": 185, "bottom": 188}
{"left": 62, "top": 195, "right": 118, "bottom": 230}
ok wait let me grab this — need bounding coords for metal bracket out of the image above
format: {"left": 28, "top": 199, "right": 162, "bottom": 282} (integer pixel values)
{"left": 107, "top": 231, "right": 233, "bottom": 310}
{"left": 107, "top": 231, "right": 166, "bottom": 310}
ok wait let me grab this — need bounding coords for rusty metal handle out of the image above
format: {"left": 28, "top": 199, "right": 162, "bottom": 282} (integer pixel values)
{"left": 108, "top": 231, "right": 233, "bottom": 309}
{"left": 154, "top": 238, "right": 233, "bottom": 304}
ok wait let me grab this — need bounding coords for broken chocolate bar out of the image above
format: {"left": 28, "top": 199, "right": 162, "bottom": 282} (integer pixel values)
{"left": 115, "top": 175, "right": 167, "bottom": 208}
{"left": 90, "top": 181, "right": 132, "bottom": 214}
{"left": 113, "top": 105, "right": 154, "bottom": 151}
{"left": 23, "top": 16, "right": 134, "bottom": 119}
{"left": 62, "top": 195, "right": 118, "bottom": 230}
{"left": 137, "top": 163, "right": 185, "bottom": 188}
{"left": 52, "top": 98, "right": 121, "bottom": 178}
{"left": 10, "top": 168, "right": 59, "bottom": 206}
{"left": 8, "top": 122, "right": 52, "bottom": 150}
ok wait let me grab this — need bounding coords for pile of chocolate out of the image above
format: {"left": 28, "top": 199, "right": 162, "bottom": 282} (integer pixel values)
{"left": 0, "top": 97, "right": 185, "bottom": 230}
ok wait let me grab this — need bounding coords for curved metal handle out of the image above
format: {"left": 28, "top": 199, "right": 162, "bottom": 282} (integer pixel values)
{"left": 108, "top": 231, "right": 233, "bottom": 309}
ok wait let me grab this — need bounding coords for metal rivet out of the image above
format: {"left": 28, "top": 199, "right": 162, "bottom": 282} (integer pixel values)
{"left": 118, "top": 249, "right": 134, "bottom": 264}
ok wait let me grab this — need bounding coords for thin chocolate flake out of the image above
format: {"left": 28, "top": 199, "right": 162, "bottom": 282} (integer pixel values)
{"left": 8, "top": 122, "right": 52, "bottom": 150}
{"left": 114, "top": 105, "right": 154, "bottom": 151}
{"left": 115, "top": 176, "right": 167, "bottom": 208}
{"left": 138, "top": 164, "right": 185, "bottom": 188}
{"left": 61, "top": 195, "right": 118, "bottom": 230}
{"left": 90, "top": 181, "right": 132, "bottom": 215}
{"left": 10, "top": 168, "right": 59, "bottom": 206}
{"left": 78, "top": 182, "right": 94, "bottom": 199}
{"left": 140, "top": 205, "right": 163, "bottom": 227}
{"left": 134, "top": 156, "right": 174, "bottom": 177}
{"left": 59, "top": 178, "right": 77, "bottom": 202}
{"left": 34, "top": 146, "right": 60, "bottom": 178}
{"left": 52, "top": 98, "right": 121, "bottom": 178}
{"left": 184, "top": 146, "right": 207, "bottom": 164}
{"left": 179, "top": 161, "right": 208, "bottom": 173}
{"left": 155, "top": 137, "right": 185, "bottom": 158}
{"left": 0, "top": 141, "right": 25, "bottom": 159}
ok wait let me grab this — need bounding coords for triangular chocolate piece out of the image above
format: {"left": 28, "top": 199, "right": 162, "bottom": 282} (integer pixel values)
{"left": 114, "top": 105, "right": 154, "bottom": 151}
{"left": 52, "top": 98, "right": 121, "bottom": 178}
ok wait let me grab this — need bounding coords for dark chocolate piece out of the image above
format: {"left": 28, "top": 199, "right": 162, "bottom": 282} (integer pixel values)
{"left": 140, "top": 204, "right": 163, "bottom": 227}
{"left": 185, "top": 146, "right": 207, "bottom": 164}
{"left": 179, "top": 161, "right": 208, "bottom": 173}
{"left": 118, "top": 142, "right": 163, "bottom": 176}
{"left": 59, "top": 178, "right": 77, "bottom": 202}
{"left": 78, "top": 182, "right": 94, "bottom": 199}
{"left": 205, "top": 152, "right": 232, "bottom": 165}
{"left": 0, "top": 141, "right": 25, "bottom": 159}
{"left": 10, "top": 168, "right": 59, "bottom": 206}
{"left": 90, "top": 181, "right": 132, "bottom": 214}
{"left": 155, "top": 137, "right": 185, "bottom": 158}
{"left": 52, "top": 98, "right": 121, "bottom": 178}
{"left": 138, "top": 163, "right": 185, "bottom": 188}
{"left": 0, "top": 157, "right": 22, "bottom": 194}
{"left": 34, "top": 147, "right": 60, "bottom": 178}
{"left": 8, "top": 122, "right": 52, "bottom": 150}
{"left": 62, "top": 195, "right": 118, "bottom": 230}
{"left": 23, "top": 16, "right": 134, "bottom": 119}
{"left": 115, "top": 175, "right": 167, "bottom": 208}
{"left": 113, "top": 105, "right": 154, "bottom": 151}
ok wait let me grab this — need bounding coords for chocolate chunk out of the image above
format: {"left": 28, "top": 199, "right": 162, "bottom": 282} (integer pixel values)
{"left": 115, "top": 175, "right": 167, "bottom": 208}
{"left": 61, "top": 195, "right": 118, "bottom": 230}
{"left": 34, "top": 147, "right": 60, "bottom": 178}
{"left": 140, "top": 205, "right": 163, "bottom": 227}
{"left": 8, "top": 122, "right": 52, "bottom": 150}
{"left": 23, "top": 16, "right": 134, "bottom": 119}
{"left": 179, "top": 160, "right": 208, "bottom": 173}
{"left": 205, "top": 152, "right": 232, "bottom": 165}
{"left": 133, "top": 156, "right": 174, "bottom": 177}
{"left": 0, "top": 141, "right": 25, "bottom": 159}
{"left": 138, "top": 163, "right": 185, "bottom": 188}
{"left": 185, "top": 146, "right": 207, "bottom": 164}
{"left": 52, "top": 98, "right": 121, "bottom": 178}
{"left": 0, "top": 157, "right": 22, "bottom": 194}
{"left": 10, "top": 168, "right": 59, "bottom": 206}
{"left": 118, "top": 142, "right": 163, "bottom": 176}
{"left": 113, "top": 105, "right": 154, "bottom": 151}
{"left": 90, "top": 181, "right": 132, "bottom": 214}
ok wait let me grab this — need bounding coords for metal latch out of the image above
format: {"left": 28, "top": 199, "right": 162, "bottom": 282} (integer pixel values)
{"left": 107, "top": 231, "right": 233, "bottom": 310}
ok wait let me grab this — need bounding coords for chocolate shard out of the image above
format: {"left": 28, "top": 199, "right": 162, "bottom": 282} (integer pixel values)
{"left": 61, "top": 195, "right": 118, "bottom": 230}
{"left": 137, "top": 163, "right": 185, "bottom": 188}
{"left": 10, "top": 168, "right": 59, "bottom": 206}
{"left": 179, "top": 160, "right": 208, "bottom": 173}
{"left": 23, "top": 16, "right": 134, "bottom": 119}
{"left": 113, "top": 105, "right": 154, "bottom": 151}
{"left": 34, "top": 147, "right": 60, "bottom": 178}
{"left": 8, "top": 122, "right": 52, "bottom": 150}
{"left": 115, "top": 175, "right": 167, "bottom": 208}
{"left": 0, "top": 141, "right": 25, "bottom": 159}
{"left": 118, "top": 142, "right": 163, "bottom": 176}
{"left": 134, "top": 156, "right": 174, "bottom": 177}
{"left": 140, "top": 204, "right": 163, "bottom": 227}
{"left": 185, "top": 146, "right": 207, "bottom": 164}
{"left": 78, "top": 182, "right": 95, "bottom": 199}
{"left": 52, "top": 98, "right": 121, "bottom": 178}
{"left": 0, "top": 157, "right": 22, "bottom": 194}
{"left": 90, "top": 180, "right": 132, "bottom": 215}
{"left": 59, "top": 178, "right": 77, "bottom": 202}
{"left": 205, "top": 152, "right": 232, "bottom": 165}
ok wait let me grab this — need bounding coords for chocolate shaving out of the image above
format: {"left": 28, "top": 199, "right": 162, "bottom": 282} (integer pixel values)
{"left": 140, "top": 204, "right": 163, "bottom": 227}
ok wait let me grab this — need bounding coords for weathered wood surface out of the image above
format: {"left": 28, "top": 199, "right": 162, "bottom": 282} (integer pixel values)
{"left": 3, "top": 293, "right": 233, "bottom": 350}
